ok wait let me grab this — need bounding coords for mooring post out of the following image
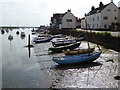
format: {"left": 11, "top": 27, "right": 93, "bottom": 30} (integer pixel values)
{"left": 28, "top": 34, "right": 30, "bottom": 46}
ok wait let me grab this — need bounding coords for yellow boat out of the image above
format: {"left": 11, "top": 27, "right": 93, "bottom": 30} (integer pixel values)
{"left": 63, "top": 47, "right": 95, "bottom": 55}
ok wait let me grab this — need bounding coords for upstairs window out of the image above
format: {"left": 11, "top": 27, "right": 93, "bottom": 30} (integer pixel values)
{"left": 66, "top": 19, "right": 72, "bottom": 22}
{"left": 103, "top": 17, "right": 108, "bottom": 20}
{"left": 107, "top": 9, "right": 111, "bottom": 11}
{"left": 93, "top": 17, "right": 94, "bottom": 21}
{"left": 97, "top": 17, "right": 99, "bottom": 21}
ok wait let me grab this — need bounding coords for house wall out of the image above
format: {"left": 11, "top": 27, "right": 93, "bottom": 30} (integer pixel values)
{"left": 86, "top": 13, "right": 101, "bottom": 29}
{"left": 101, "top": 3, "right": 118, "bottom": 30}
{"left": 76, "top": 21, "right": 81, "bottom": 28}
{"left": 81, "top": 19, "right": 86, "bottom": 29}
{"left": 61, "top": 12, "right": 76, "bottom": 29}
{"left": 81, "top": 2, "right": 118, "bottom": 30}
{"left": 118, "top": 8, "right": 120, "bottom": 30}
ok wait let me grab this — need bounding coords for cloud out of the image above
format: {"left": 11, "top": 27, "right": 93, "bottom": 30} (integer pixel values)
{"left": 0, "top": 0, "right": 119, "bottom": 26}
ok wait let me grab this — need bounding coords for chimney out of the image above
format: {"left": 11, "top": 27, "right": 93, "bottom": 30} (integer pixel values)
{"left": 68, "top": 9, "right": 71, "bottom": 12}
{"left": 99, "top": 2, "right": 104, "bottom": 8}
{"left": 91, "top": 6, "right": 95, "bottom": 11}
{"left": 111, "top": 0, "right": 113, "bottom": 3}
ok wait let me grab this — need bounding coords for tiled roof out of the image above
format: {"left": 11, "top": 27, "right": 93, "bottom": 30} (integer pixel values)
{"left": 87, "top": 3, "right": 110, "bottom": 16}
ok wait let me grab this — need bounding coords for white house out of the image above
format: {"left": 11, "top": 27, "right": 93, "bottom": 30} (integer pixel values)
{"left": 81, "top": 17, "right": 86, "bottom": 29}
{"left": 118, "top": 7, "right": 120, "bottom": 30}
{"left": 81, "top": 1, "right": 118, "bottom": 30}
{"left": 50, "top": 10, "right": 76, "bottom": 30}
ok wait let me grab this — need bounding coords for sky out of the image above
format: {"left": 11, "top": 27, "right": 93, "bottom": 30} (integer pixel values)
{"left": 0, "top": 0, "right": 119, "bottom": 27}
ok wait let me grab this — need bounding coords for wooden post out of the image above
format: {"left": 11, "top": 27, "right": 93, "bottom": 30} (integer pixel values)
{"left": 28, "top": 34, "right": 30, "bottom": 46}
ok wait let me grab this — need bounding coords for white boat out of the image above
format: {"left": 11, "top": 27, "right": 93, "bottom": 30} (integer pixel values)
{"left": 8, "top": 35, "right": 13, "bottom": 41}
{"left": 21, "top": 32, "right": 25, "bottom": 37}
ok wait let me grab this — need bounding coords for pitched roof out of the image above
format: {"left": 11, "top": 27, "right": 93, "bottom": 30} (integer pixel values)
{"left": 86, "top": 2, "right": 110, "bottom": 16}
{"left": 52, "top": 13, "right": 65, "bottom": 19}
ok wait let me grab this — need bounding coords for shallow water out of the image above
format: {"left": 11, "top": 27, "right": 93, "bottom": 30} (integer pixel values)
{"left": 0, "top": 28, "right": 119, "bottom": 88}
{"left": 1, "top": 29, "right": 49, "bottom": 88}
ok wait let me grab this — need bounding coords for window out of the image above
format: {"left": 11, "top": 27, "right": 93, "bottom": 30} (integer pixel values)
{"left": 104, "top": 24, "right": 107, "bottom": 28}
{"left": 97, "top": 24, "right": 99, "bottom": 28}
{"left": 103, "top": 17, "right": 108, "bottom": 20}
{"left": 114, "top": 9, "right": 116, "bottom": 11}
{"left": 97, "top": 17, "right": 99, "bottom": 21}
{"left": 93, "top": 24, "right": 94, "bottom": 28}
{"left": 115, "top": 17, "right": 117, "bottom": 20}
{"left": 66, "top": 19, "right": 72, "bottom": 22}
{"left": 107, "top": 9, "right": 111, "bottom": 11}
{"left": 93, "top": 17, "right": 94, "bottom": 21}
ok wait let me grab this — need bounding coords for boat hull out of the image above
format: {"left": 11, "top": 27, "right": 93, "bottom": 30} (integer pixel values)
{"left": 52, "top": 52, "right": 101, "bottom": 64}
{"left": 34, "top": 37, "right": 53, "bottom": 43}
{"left": 63, "top": 47, "right": 95, "bottom": 55}
{"left": 49, "top": 42, "right": 81, "bottom": 53}
{"left": 52, "top": 37, "right": 84, "bottom": 47}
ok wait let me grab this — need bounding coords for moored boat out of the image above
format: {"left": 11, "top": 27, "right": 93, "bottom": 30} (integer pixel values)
{"left": 21, "top": 32, "right": 25, "bottom": 37}
{"left": 63, "top": 47, "right": 95, "bottom": 55}
{"left": 49, "top": 42, "right": 81, "bottom": 53}
{"left": 52, "top": 37, "right": 84, "bottom": 47}
{"left": 52, "top": 52, "right": 101, "bottom": 64}
{"left": 33, "top": 37, "right": 53, "bottom": 43}
{"left": 8, "top": 35, "right": 13, "bottom": 41}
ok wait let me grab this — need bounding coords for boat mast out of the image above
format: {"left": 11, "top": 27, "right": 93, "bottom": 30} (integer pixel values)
{"left": 85, "top": 20, "right": 90, "bottom": 49}
{"left": 87, "top": 22, "right": 102, "bottom": 52}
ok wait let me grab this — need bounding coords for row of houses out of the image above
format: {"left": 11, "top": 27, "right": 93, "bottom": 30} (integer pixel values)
{"left": 50, "top": 1, "right": 120, "bottom": 31}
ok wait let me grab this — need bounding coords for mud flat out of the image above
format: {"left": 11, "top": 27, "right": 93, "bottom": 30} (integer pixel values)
{"left": 34, "top": 40, "right": 119, "bottom": 88}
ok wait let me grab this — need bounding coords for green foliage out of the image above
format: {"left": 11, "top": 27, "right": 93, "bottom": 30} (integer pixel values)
{"left": 96, "top": 32, "right": 112, "bottom": 37}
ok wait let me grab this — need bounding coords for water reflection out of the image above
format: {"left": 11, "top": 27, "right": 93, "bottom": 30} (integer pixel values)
{"left": 6, "top": 29, "right": 9, "bottom": 33}
{"left": 16, "top": 31, "right": 19, "bottom": 35}
{"left": 8, "top": 35, "right": 13, "bottom": 41}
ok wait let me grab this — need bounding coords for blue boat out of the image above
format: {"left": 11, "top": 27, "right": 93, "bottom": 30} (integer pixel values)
{"left": 52, "top": 52, "right": 101, "bottom": 64}
{"left": 34, "top": 37, "right": 53, "bottom": 43}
